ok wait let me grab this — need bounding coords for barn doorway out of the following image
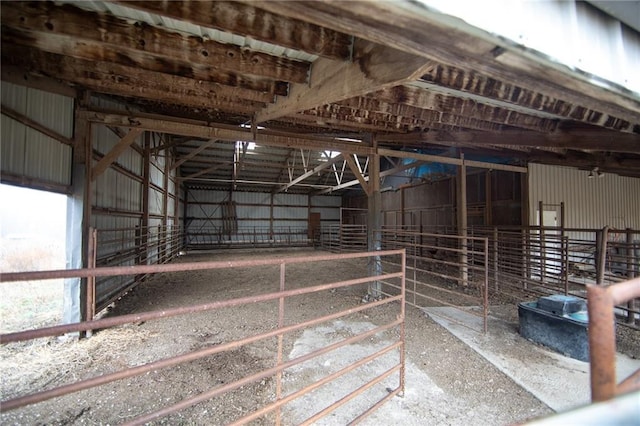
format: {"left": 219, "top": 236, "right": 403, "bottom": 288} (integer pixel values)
{"left": 0, "top": 183, "right": 67, "bottom": 333}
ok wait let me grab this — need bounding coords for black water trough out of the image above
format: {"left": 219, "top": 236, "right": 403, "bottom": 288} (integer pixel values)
{"left": 518, "top": 294, "right": 589, "bottom": 362}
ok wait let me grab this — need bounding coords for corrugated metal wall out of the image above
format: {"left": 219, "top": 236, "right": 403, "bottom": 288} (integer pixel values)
{"left": 528, "top": 164, "right": 640, "bottom": 230}
{"left": 91, "top": 120, "right": 180, "bottom": 309}
{"left": 1, "top": 82, "right": 73, "bottom": 191}
{"left": 185, "top": 189, "right": 341, "bottom": 246}
{"left": 310, "top": 195, "right": 341, "bottom": 226}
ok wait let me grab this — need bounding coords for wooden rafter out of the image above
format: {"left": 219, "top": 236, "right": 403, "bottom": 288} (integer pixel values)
{"left": 378, "top": 128, "right": 640, "bottom": 154}
{"left": 248, "top": 0, "right": 640, "bottom": 129}
{"left": 112, "top": 0, "right": 352, "bottom": 60}
{"left": 420, "top": 65, "right": 638, "bottom": 134}
{"left": 354, "top": 88, "right": 560, "bottom": 132}
{"left": 344, "top": 154, "right": 371, "bottom": 196}
{"left": 255, "top": 39, "right": 435, "bottom": 123}
{"left": 92, "top": 128, "right": 143, "bottom": 180}
{"left": 1, "top": 47, "right": 271, "bottom": 110}
{"left": 1, "top": 104, "right": 73, "bottom": 146}
{"left": 378, "top": 149, "right": 528, "bottom": 173}
{"left": 79, "top": 111, "right": 375, "bottom": 155}
{"left": 2, "top": 1, "right": 309, "bottom": 84}
{"left": 172, "top": 139, "right": 220, "bottom": 171}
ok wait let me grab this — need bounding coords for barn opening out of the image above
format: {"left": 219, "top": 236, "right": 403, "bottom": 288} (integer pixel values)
{"left": 1, "top": 0, "right": 639, "bottom": 424}
{"left": 0, "top": 183, "right": 67, "bottom": 333}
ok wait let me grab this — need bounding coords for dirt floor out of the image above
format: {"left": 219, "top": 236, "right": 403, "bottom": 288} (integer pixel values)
{"left": 1, "top": 248, "right": 636, "bottom": 425}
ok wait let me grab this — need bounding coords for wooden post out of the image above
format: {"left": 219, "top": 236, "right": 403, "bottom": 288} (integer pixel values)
{"left": 85, "top": 228, "right": 97, "bottom": 336}
{"left": 400, "top": 186, "right": 405, "bottom": 229}
{"left": 485, "top": 170, "right": 492, "bottom": 226}
{"left": 183, "top": 186, "right": 189, "bottom": 248}
{"left": 64, "top": 97, "right": 92, "bottom": 335}
{"left": 457, "top": 153, "right": 468, "bottom": 286}
{"left": 493, "top": 226, "right": 499, "bottom": 292}
{"left": 367, "top": 134, "right": 382, "bottom": 298}
{"left": 270, "top": 192, "right": 275, "bottom": 240}
{"left": 141, "top": 132, "right": 150, "bottom": 266}
{"left": 538, "top": 201, "right": 546, "bottom": 282}
{"left": 162, "top": 134, "right": 170, "bottom": 262}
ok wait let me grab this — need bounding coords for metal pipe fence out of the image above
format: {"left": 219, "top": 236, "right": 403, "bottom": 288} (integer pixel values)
{"left": 185, "top": 226, "right": 312, "bottom": 249}
{"left": 587, "top": 278, "right": 640, "bottom": 402}
{"left": 377, "top": 228, "right": 489, "bottom": 333}
{"left": 94, "top": 225, "right": 183, "bottom": 315}
{"left": 318, "top": 224, "right": 367, "bottom": 252}
{"left": 1, "top": 249, "right": 406, "bottom": 425}
{"left": 469, "top": 226, "right": 640, "bottom": 328}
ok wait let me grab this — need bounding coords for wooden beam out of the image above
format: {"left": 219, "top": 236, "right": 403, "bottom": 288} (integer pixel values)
{"left": 79, "top": 110, "right": 374, "bottom": 155}
{"left": 1, "top": 65, "right": 76, "bottom": 98}
{"left": 112, "top": 0, "right": 351, "bottom": 60}
{"left": 377, "top": 128, "right": 640, "bottom": 154}
{"left": 92, "top": 128, "right": 143, "bottom": 180}
{"left": 305, "top": 100, "right": 544, "bottom": 133}
{"left": 378, "top": 148, "right": 528, "bottom": 173}
{"left": 344, "top": 154, "right": 371, "bottom": 196}
{"left": 283, "top": 112, "right": 407, "bottom": 134}
{"left": 1, "top": 46, "right": 271, "bottom": 110}
{"left": 358, "top": 87, "right": 560, "bottom": 132}
{"left": 1, "top": 104, "right": 73, "bottom": 146}
{"left": 277, "top": 153, "right": 343, "bottom": 192}
{"left": 248, "top": 1, "right": 640, "bottom": 129}
{"left": 2, "top": 1, "right": 309, "bottom": 83}
{"left": 171, "top": 139, "right": 219, "bottom": 171}
{"left": 255, "top": 39, "right": 434, "bottom": 123}
{"left": 180, "top": 162, "right": 236, "bottom": 180}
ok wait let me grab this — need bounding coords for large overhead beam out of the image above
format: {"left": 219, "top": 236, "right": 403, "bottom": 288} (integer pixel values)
{"left": 2, "top": 1, "right": 309, "bottom": 84}
{"left": 111, "top": 0, "right": 351, "bottom": 61}
{"left": 1, "top": 47, "right": 271, "bottom": 111}
{"left": 378, "top": 128, "right": 640, "bottom": 154}
{"left": 247, "top": 0, "right": 640, "bottom": 128}
{"left": 79, "top": 110, "right": 374, "bottom": 155}
{"left": 378, "top": 149, "right": 528, "bottom": 173}
{"left": 255, "top": 39, "right": 435, "bottom": 123}
{"left": 361, "top": 87, "right": 560, "bottom": 132}
{"left": 416, "top": 68, "right": 637, "bottom": 133}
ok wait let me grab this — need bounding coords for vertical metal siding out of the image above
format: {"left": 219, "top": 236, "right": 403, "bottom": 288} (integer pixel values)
{"left": 528, "top": 164, "right": 640, "bottom": 230}
{"left": 233, "top": 192, "right": 271, "bottom": 205}
{"left": 310, "top": 195, "right": 342, "bottom": 207}
{"left": 274, "top": 193, "right": 308, "bottom": 206}
{"left": 1, "top": 82, "right": 73, "bottom": 187}
{"left": 1, "top": 114, "right": 26, "bottom": 176}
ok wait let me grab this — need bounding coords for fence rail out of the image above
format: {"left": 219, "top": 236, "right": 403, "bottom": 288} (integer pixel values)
{"left": 0, "top": 250, "right": 406, "bottom": 425}
{"left": 185, "top": 226, "right": 312, "bottom": 249}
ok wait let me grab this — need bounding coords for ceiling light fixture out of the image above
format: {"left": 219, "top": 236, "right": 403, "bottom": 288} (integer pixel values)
{"left": 588, "top": 167, "right": 604, "bottom": 179}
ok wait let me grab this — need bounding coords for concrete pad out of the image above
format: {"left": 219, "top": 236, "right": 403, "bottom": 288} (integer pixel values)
{"left": 423, "top": 306, "right": 640, "bottom": 413}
